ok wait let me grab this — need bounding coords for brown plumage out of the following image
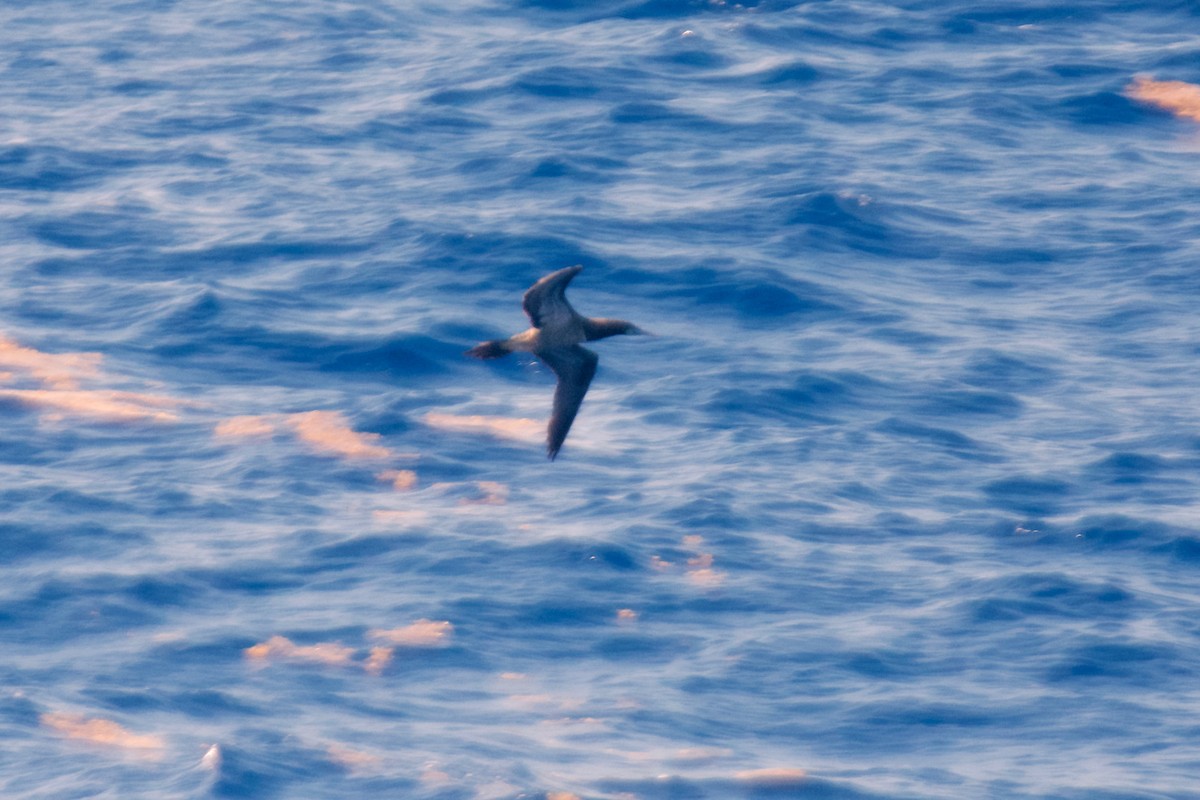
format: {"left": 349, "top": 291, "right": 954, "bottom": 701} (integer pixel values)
{"left": 465, "top": 266, "right": 646, "bottom": 459}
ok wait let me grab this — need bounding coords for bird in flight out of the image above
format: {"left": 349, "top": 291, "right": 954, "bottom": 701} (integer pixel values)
{"left": 466, "top": 266, "right": 646, "bottom": 460}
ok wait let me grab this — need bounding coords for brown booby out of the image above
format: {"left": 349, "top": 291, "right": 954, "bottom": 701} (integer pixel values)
{"left": 465, "top": 265, "right": 646, "bottom": 460}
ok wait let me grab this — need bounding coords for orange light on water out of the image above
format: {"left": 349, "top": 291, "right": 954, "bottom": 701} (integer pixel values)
{"left": 286, "top": 410, "right": 392, "bottom": 459}
{"left": 244, "top": 635, "right": 355, "bottom": 667}
{"left": 1127, "top": 76, "right": 1200, "bottom": 122}
{"left": 368, "top": 619, "right": 454, "bottom": 646}
{"left": 0, "top": 335, "right": 102, "bottom": 389}
{"left": 41, "top": 712, "right": 165, "bottom": 754}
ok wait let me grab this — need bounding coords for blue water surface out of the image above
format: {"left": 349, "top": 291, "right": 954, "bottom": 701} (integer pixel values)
{"left": 3, "top": 1, "right": 1200, "bottom": 798}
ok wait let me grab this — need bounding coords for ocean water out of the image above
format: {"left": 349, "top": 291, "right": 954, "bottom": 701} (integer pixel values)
{"left": 3, "top": 1, "right": 1200, "bottom": 798}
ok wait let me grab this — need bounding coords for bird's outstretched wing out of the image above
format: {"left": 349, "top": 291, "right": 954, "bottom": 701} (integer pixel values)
{"left": 538, "top": 344, "right": 598, "bottom": 460}
{"left": 522, "top": 265, "right": 582, "bottom": 330}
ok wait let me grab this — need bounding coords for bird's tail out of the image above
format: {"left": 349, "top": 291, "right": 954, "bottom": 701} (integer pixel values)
{"left": 465, "top": 339, "right": 511, "bottom": 359}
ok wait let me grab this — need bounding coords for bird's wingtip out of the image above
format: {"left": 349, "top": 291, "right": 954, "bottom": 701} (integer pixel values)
{"left": 466, "top": 340, "right": 510, "bottom": 359}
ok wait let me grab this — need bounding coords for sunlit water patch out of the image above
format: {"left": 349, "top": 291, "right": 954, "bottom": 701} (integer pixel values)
{"left": 3, "top": 1, "right": 1200, "bottom": 798}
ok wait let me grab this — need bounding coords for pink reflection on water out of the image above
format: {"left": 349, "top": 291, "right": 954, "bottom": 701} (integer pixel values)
{"left": 735, "top": 767, "right": 808, "bottom": 786}
{"left": 0, "top": 388, "right": 184, "bottom": 422}
{"left": 369, "top": 619, "right": 453, "bottom": 646}
{"left": 214, "top": 414, "right": 277, "bottom": 438}
{"left": 377, "top": 468, "right": 418, "bottom": 491}
{"left": 215, "top": 410, "right": 392, "bottom": 459}
{"left": 325, "top": 742, "right": 383, "bottom": 772}
{"left": 1, "top": 335, "right": 184, "bottom": 422}
{"left": 0, "top": 335, "right": 102, "bottom": 389}
{"left": 286, "top": 410, "right": 391, "bottom": 458}
{"left": 1127, "top": 76, "right": 1200, "bottom": 122}
{"left": 41, "top": 712, "right": 166, "bottom": 756}
{"left": 244, "top": 635, "right": 356, "bottom": 667}
{"left": 246, "top": 620, "right": 454, "bottom": 675}
{"left": 422, "top": 411, "right": 542, "bottom": 443}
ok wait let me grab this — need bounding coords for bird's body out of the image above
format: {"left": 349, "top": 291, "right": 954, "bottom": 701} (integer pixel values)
{"left": 466, "top": 266, "right": 645, "bottom": 459}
